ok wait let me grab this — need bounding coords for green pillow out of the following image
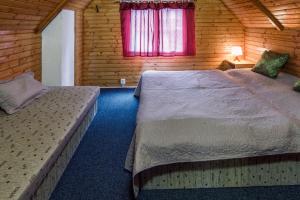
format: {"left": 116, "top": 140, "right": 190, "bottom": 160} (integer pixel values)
{"left": 252, "top": 50, "right": 289, "bottom": 78}
{"left": 294, "top": 80, "right": 300, "bottom": 92}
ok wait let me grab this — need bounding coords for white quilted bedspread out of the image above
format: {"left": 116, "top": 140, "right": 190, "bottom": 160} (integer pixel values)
{"left": 126, "top": 70, "right": 300, "bottom": 180}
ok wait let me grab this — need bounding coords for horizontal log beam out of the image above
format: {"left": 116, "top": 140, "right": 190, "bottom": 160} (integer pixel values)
{"left": 250, "top": 0, "right": 284, "bottom": 31}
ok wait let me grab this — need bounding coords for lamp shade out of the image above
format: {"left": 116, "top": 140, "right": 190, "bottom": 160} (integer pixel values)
{"left": 231, "top": 46, "right": 243, "bottom": 56}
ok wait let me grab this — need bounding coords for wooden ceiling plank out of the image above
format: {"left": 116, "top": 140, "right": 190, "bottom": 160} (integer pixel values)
{"left": 35, "top": 0, "right": 69, "bottom": 33}
{"left": 219, "top": 0, "right": 245, "bottom": 27}
{"left": 250, "top": 0, "right": 284, "bottom": 31}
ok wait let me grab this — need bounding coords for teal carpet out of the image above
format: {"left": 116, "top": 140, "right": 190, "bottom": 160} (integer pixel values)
{"left": 50, "top": 88, "right": 300, "bottom": 200}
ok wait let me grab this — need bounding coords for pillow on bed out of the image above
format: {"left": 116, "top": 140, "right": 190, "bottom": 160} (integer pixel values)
{"left": 0, "top": 72, "right": 45, "bottom": 114}
{"left": 252, "top": 50, "right": 289, "bottom": 78}
{"left": 294, "top": 80, "right": 300, "bottom": 92}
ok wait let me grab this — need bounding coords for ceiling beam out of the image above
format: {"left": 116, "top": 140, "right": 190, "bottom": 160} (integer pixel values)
{"left": 35, "top": 0, "right": 69, "bottom": 33}
{"left": 250, "top": 0, "right": 284, "bottom": 31}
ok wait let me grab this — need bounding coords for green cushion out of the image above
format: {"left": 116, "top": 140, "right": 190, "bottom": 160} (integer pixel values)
{"left": 252, "top": 50, "right": 289, "bottom": 78}
{"left": 294, "top": 80, "right": 300, "bottom": 92}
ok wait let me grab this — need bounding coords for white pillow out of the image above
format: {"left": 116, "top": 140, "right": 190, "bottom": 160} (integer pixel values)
{"left": 0, "top": 72, "right": 45, "bottom": 114}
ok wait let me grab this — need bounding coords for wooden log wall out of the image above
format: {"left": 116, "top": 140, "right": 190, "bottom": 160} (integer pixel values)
{"left": 223, "top": 0, "right": 300, "bottom": 29}
{"left": 260, "top": 0, "right": 300, "bottom": 29}
{"left": 0, "top": 0, "right": 90, "bottom": 83}
{"left": 222, "top": 0, "right": 300, "bottom": 77}
{"left": 0, "top": 0, "right": 59, "bottom": 79}
{"left": 1, "top": 0, "right": 299, "bottom": 83}
{"left": 0, "top": 0, "right": 61, "bottom": 31}
{"left": 0, "top": 30, "right": 41, "bottom": 80}
{"left": 83, "top": 0, "right": 245, "bottom": 86}
{"left": 74, "top": 10, "right": 84, "bottom": 85}
{"left": 245, "top": 28, "right": 300, "bottom": 77}
{"left": 0, "top": 0, "right": 60, "bottom": 80}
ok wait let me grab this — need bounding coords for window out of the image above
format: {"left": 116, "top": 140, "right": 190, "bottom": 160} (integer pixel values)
{"left": 159, "top": 9, "right": 184, "bottom": 53}
{"left": 130, "top": 9, "right": 183, "bottom": 54}
{"left": 120, "top": 2, "right": 195, "bottom": 57}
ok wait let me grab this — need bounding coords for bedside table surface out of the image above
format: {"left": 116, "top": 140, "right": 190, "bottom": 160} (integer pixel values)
{"left": 224, "top": 59, "right": 255, "bottom": 69}
{"left": 225, "top": 59, "right": 255, "bottom": 65}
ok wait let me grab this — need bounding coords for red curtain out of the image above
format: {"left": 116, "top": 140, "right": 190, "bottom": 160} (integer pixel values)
{"left": 120, "top": 2, "right": 195, "bottom": 57}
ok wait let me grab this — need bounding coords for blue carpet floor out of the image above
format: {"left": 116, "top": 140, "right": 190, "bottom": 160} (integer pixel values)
{"left": 51, "top": 88, "right": 300, "bottom": 200}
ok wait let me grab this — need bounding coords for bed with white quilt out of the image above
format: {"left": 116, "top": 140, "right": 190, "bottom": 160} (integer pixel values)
{"left": 0, "top": 86, "right": 100, "bottom": 200}
{"left": 125, "top": 69, "right": 300, "bottom": 196}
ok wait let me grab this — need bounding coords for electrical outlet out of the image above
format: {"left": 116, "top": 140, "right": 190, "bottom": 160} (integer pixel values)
{"left": 120, "top": 78, "right": 126, "bottom": 87}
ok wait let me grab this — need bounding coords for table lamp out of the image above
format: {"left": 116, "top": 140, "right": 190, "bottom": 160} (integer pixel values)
{"left": 231, "top": 46, "right": 243, "bottom": 62}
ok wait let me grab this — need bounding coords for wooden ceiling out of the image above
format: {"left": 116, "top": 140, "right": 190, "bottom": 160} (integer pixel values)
{"left": 0, "top": 0, "right": 91, "bottom": 31}
{"left": 222, "top": 0, "right": 300, "bottom": 29}
{"left": 0, "top": 0, "right": 299, "bottom": 32}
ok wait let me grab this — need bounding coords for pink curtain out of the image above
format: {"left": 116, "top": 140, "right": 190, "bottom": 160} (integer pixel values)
{"left": 120, "top": 2, "right": 195, "bottom": 57}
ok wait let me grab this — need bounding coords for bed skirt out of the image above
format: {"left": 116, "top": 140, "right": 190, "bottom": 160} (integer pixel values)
{"left": 30, "top": 102, "right": 98, "bottom": 200}
{"left": 139, "top": 154, "right": 300, "bottom": 191}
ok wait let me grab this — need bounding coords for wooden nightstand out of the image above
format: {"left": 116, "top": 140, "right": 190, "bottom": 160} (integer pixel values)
{"left": 221, "top": 59, "right": 255, "bottom": 70}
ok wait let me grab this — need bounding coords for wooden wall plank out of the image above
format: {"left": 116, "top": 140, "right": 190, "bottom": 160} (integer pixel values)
{"left": 0, "top": 31, "right": 41, "bottom": 80}
{"left": 0, "top": 0, "right": 60, "bottom": 31}
{"left": 222, "top": 0, "right": 300, "bottom": 29}
{"left": 250, "top": 0, "right": 284, "bottom": 30}
{"left": 0, "top": 0, "right": 90, "bottom": 30}
{"left": 245, "top": 28, "right": 300, "bottom": 77}
{"left": 83, "top": 0, "right": 245, "bottom": 86}
{"left": 1, "top": 0, "right": 299, "bottom": 83}
{"left": 0, "top": 0, "right": 88, "bottom": 82}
